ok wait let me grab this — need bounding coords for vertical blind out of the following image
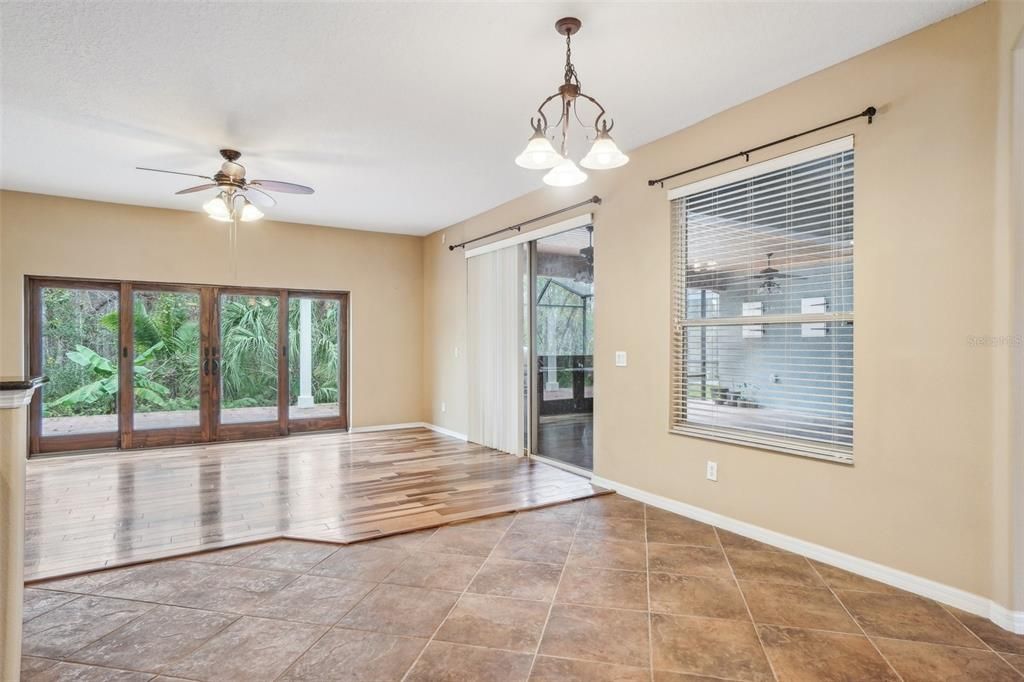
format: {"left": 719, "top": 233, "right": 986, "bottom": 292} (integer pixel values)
{"left": 467, "top": 245, "right": 526, "bottom": 455}
{"left": 670, "top": 138, "right": 854, "bottom": 462}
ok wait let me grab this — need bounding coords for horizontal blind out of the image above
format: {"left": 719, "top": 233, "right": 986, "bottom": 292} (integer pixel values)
{"left": 670, "top": 144, "right": 854, "bottom": 462}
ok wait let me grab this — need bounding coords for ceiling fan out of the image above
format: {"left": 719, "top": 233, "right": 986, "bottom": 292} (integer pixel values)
{"left": 752, "top": 252, "right": 803, "bottom": 294}
{"left": 579, "top": 226, "right": 594, "bottom": 266}
{"left": 137, "top": 149, "right": 314, "bottom": 222}
{"left": 574, "top": 226, "right": 595, "bottom": 284}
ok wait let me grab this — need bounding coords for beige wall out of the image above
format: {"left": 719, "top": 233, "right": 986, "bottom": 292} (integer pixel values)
{"left": 424, "top": 2, "right": 1021, "bottom": 605}
{"left": 0, "top": 191, "right": 425, "bottom": 428}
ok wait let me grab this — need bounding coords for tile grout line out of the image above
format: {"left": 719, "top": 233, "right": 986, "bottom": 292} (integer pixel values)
{"left": 806, "top": 558, "right": 906, "bottom": 682}
{"left": 398, "top": 514, "right": 522, "bottom": 681}
{"left": 714, "top": 526, "right": 781, "bottom": 682}
{"left": 28, "top": 600, "right": 160, "bottom": 671}
{"left": 525, "top": 503, "right": 586, "bottom": 679}
{"left": 270, "top": 538, "right": 409, "bottom": 682}
{"left": 934, "top": 601, "right": 1024, "bottom": 676}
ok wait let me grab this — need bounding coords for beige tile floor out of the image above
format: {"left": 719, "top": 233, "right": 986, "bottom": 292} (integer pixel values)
{"left": 21, "top": 494, "right": 1024, "bottom": 681}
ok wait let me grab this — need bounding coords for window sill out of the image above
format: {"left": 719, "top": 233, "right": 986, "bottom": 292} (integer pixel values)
{"left": 669, "top": 424, "right": 853, "bottom": 465}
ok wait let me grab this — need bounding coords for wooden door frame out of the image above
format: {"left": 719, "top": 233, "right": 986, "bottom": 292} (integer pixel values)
{"left": 124, "top": 282, "right": 207, "bottom": 449}
{"left": 26, "top": 276, "right": 123, "bottom": 454}
{"left": 26, "top": 275, "right": 351, "bottom": 456}
{"left": 210, "top": 286, "right": 289, "bottom": 442}
{"left": 286, "top": 290, "right": 349, "bottom": 433}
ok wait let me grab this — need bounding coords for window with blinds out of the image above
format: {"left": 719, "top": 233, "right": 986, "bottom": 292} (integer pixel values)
{"left": 669, "top": 137, "right": 854, "bottom": 463}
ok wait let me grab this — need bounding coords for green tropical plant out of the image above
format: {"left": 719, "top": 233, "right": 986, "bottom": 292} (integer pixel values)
{"left": 287, "top": 299, "right": 339, "bottom": 404}
{"left": 48, "top": 343, "right": 170, "bottom": 409}
{"left": 220, "top": 297, "right": 279, "bottom": 407}
{"left": 42, "top": 289, "right": 343, "bottom": 419}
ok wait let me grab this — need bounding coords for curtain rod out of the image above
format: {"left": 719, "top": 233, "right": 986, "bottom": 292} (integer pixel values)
{"left": 646, "top": 106, "right": 877, "bottom": 188}
{"left": 448, "top": 196, "right": 602, "bottom": 251}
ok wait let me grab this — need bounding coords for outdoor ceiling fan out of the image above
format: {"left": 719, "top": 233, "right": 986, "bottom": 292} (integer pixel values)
{"left": 137, "top": 149, "right": 314, "bottom": 222}
{"left": 579, "top": 226, "right": 594, "bottom": 266}
{"left": 752, "top": 252, "right": 803, "bottom": 294}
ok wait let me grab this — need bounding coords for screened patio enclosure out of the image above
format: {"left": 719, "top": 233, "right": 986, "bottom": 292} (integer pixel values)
{"left": 532, "top": 225, "right": 595, "bottom": 470}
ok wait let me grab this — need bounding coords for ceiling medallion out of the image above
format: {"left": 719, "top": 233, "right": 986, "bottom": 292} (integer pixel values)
{"left": 515, "top": 17, "right": 629, "bottom": 187}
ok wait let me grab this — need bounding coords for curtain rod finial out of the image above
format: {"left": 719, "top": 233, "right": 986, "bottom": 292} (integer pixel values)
{"left": 863, "top": 106, "right": 877, "bottom": 123}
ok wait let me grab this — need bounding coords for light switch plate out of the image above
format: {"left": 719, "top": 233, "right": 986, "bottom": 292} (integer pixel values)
{"left": 615, "top": 351, "right": 627, "bottom": 367}
{"left": 706, "top": 461, "right": 718, "bottom": 482}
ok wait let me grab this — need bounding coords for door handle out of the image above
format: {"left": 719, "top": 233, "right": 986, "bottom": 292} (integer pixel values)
{"left": 203, "top": 358, "right": 210, "bottom": 376}
{"left": 212, "top": 358, "right": 220, "bottom": 376}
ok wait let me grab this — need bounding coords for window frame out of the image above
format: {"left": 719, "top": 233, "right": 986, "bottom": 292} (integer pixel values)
{"left": 668, "top": 136, "right": 855, "bottom": 464}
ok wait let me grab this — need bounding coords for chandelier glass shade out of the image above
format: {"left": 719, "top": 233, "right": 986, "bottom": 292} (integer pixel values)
{"left": 516, "top": 17, "right": 628, "bottom": 187}
{"left": 543, "top": 158, "right": 588, "bottom": 187}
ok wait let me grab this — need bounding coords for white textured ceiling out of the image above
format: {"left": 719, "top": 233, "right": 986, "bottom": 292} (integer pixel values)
{"left": 0, "top": 1, "right": 978, "bottom": 235}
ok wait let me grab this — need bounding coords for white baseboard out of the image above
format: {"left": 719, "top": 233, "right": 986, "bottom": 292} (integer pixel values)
{"left": 421, "top": 423, "right": 469, "bottom": 441}
{"left": 349, "top": 422, "right": 425, "bottom": 434}
{"left": 349, "top": 422, "right": 468, "bottom": 441}
{"left": 591, "top": 475, "right": 1024, "bottom": 635}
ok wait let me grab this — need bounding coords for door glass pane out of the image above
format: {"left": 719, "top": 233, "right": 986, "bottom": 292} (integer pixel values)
{"left": 534, "top": 226, "right": 594, "bottom": 470}
{"left": 40, "top": 286, "right": 119, "bottom": 436}
{"left": 288, "top": 297, "right": 341, "bottom": 420}
{"left": 132, "top": 290, "right": 201, "bottom": 430}
{"left": 219, "top": 294, "right": 279, "bottom": 424}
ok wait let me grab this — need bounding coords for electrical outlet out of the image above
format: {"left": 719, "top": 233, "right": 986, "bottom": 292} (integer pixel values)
{"left": 454, "top": 346, "right": 460, "bottom": 359}
{"left": 615, "top": 351, "right": 627, "bottom": 367}
{"left": 441, "top": 401, "right": 447, "bottom": 413}
{"left": 706, "top": 461, "right": 718, "bottom": 482}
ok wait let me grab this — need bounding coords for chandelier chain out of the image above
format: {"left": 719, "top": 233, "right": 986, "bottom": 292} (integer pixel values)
{"left": 563, "top": 31, "right": 581, "bottom": 89}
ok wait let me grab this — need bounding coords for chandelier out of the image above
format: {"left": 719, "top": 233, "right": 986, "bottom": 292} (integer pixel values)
{"left": 515, "top": 17, "right": 629, "bottom": 187}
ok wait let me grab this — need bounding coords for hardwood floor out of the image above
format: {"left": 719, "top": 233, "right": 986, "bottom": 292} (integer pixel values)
{"left": 24, "top": 428, "right": 605, "bottom": 581}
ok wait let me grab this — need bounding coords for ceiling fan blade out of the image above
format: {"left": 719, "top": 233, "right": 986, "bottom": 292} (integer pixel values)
{"left": 136, "top": 167, "right": 215, "bottom": 181}
{"left": 242, "top": 186, "right": 277, "bottom": 207}
{"left": 249, "top": 179, "right": 315, "bottom": 194}
{"left": 175, "top": 183, "right": 219, "bottom": 195}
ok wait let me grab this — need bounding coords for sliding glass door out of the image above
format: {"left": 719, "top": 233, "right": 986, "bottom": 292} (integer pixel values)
{"left": 216, "top": 291, "right": 284, "bottom": 437}
{"left": 287, "top": 293, "right": 347, "bottom": 432}
{"left": 529, "top": 225, "right": 595, "bottom": 471}
{"left": 27, "top": 278, "right": 348, "bottom": 455}
{"left": 128, "top": 285, "right": 206, "bottom": 448}
{"left": 29, "top": 280, "right": 122, "bottom": 453}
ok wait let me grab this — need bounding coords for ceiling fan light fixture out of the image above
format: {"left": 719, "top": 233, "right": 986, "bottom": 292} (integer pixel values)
{"left": 239, "top": 198, "right": 264, "bottom": 222}
{"left": 139, "top": 149, "right": 313, "bottom": 224}
{"left": 203, "top": 194, "right": 231, "bottom": 221}
{"left": 515, "top": 130, "right": 562, "bottom": 170}
{"left": 542, "top": 158, "right": 588, "bottom": 187}
{"left": 580, "top": 129, "right": 629, "bottom": 170}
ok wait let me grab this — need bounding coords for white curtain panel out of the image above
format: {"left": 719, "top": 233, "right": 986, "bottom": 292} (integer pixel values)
{"left": 467, "top": 245, "right": 524, "bottom": 454}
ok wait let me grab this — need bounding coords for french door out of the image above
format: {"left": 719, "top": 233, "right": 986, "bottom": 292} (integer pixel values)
{"left": 27, "top": 277, "right": 348, "bottom": 455}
